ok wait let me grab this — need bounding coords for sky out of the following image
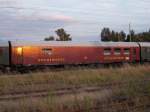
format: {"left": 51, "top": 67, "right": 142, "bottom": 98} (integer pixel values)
{"left": 0, "top": 0, "right": 150, "bottom": 41}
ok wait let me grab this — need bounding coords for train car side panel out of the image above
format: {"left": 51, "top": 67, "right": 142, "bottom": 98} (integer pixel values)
{"left": 23, "top": 46, "right": 102, "bottom": 66}
{"left": 10, "top": 41, "right": 141, "bottom": 66}
{"left": 101, "top": 47, "right": 140, "bottom": 63}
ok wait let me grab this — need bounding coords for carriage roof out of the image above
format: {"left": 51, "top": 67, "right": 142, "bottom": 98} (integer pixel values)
{"left": 11, "top": 41, "right": 139, "bottom": 47}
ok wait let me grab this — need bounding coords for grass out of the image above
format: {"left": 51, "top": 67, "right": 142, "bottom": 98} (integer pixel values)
{"left": 0, "top": 64, "right": 150, "bottom": 84}
{"left": 0, "top": 64, "right": 150, "bottom": 112}
{"left": 0, "top": 64, "right": 149, "bottom": 92}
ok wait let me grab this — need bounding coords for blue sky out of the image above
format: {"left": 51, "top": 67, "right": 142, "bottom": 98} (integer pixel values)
{"left": 0, "top": 0, "right": 150, "bottom": 41}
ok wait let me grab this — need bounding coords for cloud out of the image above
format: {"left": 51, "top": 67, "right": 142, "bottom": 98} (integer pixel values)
{"left": 0, "top": 0, "right": 150, "bottom": 41}
{"left": 0, "top": 0, "right": 16, "bottom": 5}
{"left": 0, "top": 1, "right": 75, "bottom": 40}
{"left": 0, "top": 0, "right": 21, "bottom": 7}
{"left": 15, "top": 11, "right": 75, "bottom": 23}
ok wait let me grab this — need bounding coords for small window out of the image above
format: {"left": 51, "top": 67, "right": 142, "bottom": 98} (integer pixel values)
{"left": 17, "top": 47, "right": 23, "bottom": 56}
{"left": 146, "top": 48, "right": 150, "bottom": 53}
{"left": 42, "top": 48, "right": 52, "bottom": 51}
{"left": 114, "top": 48, "right": 121, "bottom": 55}
{"left": 104, "top": 48, "right": 111, "bottom": 55}
{"left": 42, "top": 48, "right": 52, "bottom": 55}
{"left": 124, "top": 48, "right": 130, "bottom": 55}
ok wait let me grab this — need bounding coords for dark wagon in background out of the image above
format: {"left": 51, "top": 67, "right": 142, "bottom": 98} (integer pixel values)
{"left": 0, "top": 41, "right": 10, "bottom": 69}
{"left": 140, "top": 43, "right": 150, "bottom": 62}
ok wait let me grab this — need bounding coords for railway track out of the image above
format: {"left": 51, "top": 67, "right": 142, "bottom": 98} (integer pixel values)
{"left": 0, "top": 89, "right": 150, "bottom": 112}
{"left": 0, "top": 80, "right": 149, "bottom": 101}
{"left": 76, "top": 100, "right": 150, "bottom": 112}
{"left": 0, "top": 79, "right": 149, "bottom": 95}
{"left": 0, "top": 80, "right": 150, "bottom": 112}
{"left": 0, "top": 86, "right": 113, "bottom": 101}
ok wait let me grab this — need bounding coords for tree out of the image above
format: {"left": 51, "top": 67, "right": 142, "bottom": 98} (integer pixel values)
{"left": 101, "top": 28, "right": 111, "bottom": 41}
{"left": 111, "top": 30, "right": 116, "bottom": 41}
{"left": 126, "top": 34, "right": 130, "bottom": 42}
{"left": 101, "top": 28, "right": 126, "bottom": 42}
{"left": 119, "top": 31, "right": 126, "bottom": 41}
{"left": 130, "top": 30, "right": 135, "bottom": 38}
{"left": 101, "top": 27, "right": 150, "bottom": 42}
{"left": 44, "top": 36, "right": 55, "bottom": 41}
{"left": 55, "top": 28, "right": 72, "bottom": 41}
{"left": 126, "top": 30, "right": 135, "bottom": 42}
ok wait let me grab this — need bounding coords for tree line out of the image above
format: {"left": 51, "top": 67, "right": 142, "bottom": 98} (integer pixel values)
{"left": 44, "top": 27, "right": 150, "bottom": 42}
{"left": 101, "top": 27, "right": 150, "bottom": 42}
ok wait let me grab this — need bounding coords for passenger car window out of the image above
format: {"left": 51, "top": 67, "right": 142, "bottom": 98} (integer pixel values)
{"left": 124, "top": 48, "right": 130, "bottom": 55}
{"left": 42, "top": 48, "right": 52, "bottom": 55}
{"left": 114, "top": 48, "right": 121, "bottom": 55}
{"left": 104, "top": 48, "right": 111, "bottom": 55}
{"left": 147, "top": 48, "right": 150, "bottom": 53}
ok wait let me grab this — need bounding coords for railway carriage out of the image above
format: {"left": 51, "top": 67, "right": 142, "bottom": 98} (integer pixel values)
{"left": 0, "top": 41, "right": 10, "bottom": 67}
{"left": 10, "top": 41, "right": 140, "bottom": 67}
{"left": 139, "top": 42, "right": 150, "bottom": 62}
{"left": 0, "top": 41, "right": 149, "bottom": 70}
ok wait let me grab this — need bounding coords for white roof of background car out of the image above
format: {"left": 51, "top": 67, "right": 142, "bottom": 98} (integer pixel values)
{"left": 139, "top": 42, "right": 150, "bottom": 47}
{"left": 0, "top": 41, "right": 9, "bottom": 47}
{"left": 11, "top": 41, "right": 139, "bottom": 47}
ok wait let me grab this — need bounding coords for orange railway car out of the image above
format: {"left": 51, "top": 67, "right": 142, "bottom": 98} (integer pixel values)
{"left": 10, "top": 41, "right": 140, "bottom": 67}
